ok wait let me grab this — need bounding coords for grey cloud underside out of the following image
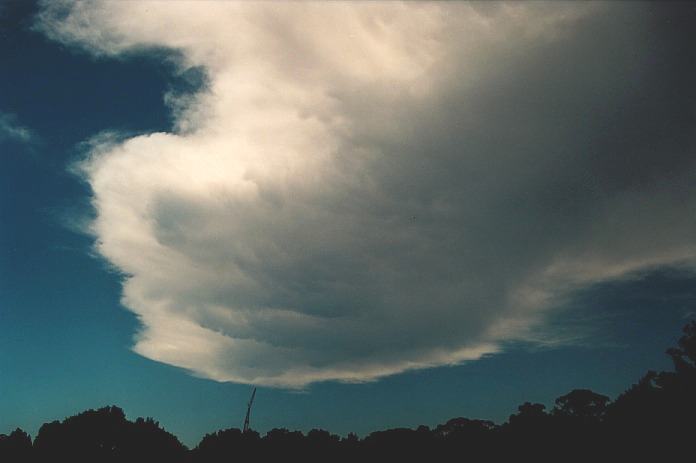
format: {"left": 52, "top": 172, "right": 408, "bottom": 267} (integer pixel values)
{"left": 39, "top": 2, "right": 696, "bottom": 386}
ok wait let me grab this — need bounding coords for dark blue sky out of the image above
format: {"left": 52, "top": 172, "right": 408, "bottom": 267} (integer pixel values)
{"left": 1, "top": 1, "right": 695, "bottom": 447}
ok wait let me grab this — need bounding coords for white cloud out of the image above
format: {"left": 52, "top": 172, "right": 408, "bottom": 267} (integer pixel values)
{"left": 37, "top": 1, "right": 696, "bottom": 387}
{"left": 0, "top": 111, "right": 33, "bottom": 144}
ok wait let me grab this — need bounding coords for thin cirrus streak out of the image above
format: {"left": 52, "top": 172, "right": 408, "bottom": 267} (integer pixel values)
{"left": 36, "top": 1, "right": 696, "bottom": 387}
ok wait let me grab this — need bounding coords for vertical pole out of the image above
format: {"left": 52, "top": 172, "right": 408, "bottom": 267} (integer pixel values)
{"left": 243, "top": 387, "right": 256, "bottom": 433}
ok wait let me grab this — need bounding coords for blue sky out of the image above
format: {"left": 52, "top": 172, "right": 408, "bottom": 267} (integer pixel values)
{"left": 2, "top": 1, "right": 695, "bottom": 447}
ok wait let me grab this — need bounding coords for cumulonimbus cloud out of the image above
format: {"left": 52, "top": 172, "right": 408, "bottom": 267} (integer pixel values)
{"left": 37, "top": 1, "right": 696, "bottom": 387}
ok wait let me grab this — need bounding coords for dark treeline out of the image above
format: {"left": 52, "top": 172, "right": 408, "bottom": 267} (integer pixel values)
{"left": 2, "top": 321, "right": 695, "bottom": 462}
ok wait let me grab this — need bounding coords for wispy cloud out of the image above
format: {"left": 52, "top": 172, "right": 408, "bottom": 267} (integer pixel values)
{"left": 36, "top": 1, "right": 696, "bottom": 387}
{"left": 0, "top": 111, "right": 34, "bottom": 144}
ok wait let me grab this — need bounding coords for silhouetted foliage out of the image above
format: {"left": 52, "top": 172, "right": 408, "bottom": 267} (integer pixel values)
{"left": 666, "top": 320, "right": 696, "bottom": 372}
{"left": 604, "top": 321, "right": 696, "bottom": 460}
{"left": 3, "top": 321, "right": 695, "bottom": 462}
{"left": 508, "top": 401, "right": 548, "bottom": 426}
{"left": 32, "top": 406, "right": 186, "bottom": 463}
{"left": 553, "top": 388, "right": 610, "bottom": 421}
{"left": 0, "top": 428, "right": 32, "bottom": 462}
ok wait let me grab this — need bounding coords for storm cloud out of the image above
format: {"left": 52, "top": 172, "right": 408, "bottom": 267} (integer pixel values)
{"left": 37, "top": 1, "right": 696, "bottom": 387}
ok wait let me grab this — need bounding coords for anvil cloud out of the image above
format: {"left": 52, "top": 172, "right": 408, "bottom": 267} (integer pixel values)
{"left": 37, "top": 1, "right": 696, "bottom": 387}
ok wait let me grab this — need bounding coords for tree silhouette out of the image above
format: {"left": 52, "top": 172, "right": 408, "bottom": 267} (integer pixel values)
{"left": 553, "top": 389, "right": 610, "bottom": 421}
{"left": 2, "top": 320, "right": 695, "bottom": 463}
{"left": 666, "top": 320, "right": 696, "bottom": 373}
{"left": 194, "top": 427, "right": 260, "bottom": 462}
{"left": 603, "top": 321, "right": 696, "bottom": 460}
{"left": 0, "top": 428, "right": 31, "bottom": 462}
{"left": 508, "top": 402, "right": 548, "bottom": 426}
{"left": 32, "top": 406, "right": 186, "bottom": 463}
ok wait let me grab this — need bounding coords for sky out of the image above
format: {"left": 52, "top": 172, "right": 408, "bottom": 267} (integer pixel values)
{"left": 1, "top": 0, "right": 695, "bottom": 448}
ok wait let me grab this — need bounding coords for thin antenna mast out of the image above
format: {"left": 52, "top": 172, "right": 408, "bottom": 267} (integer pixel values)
{"left": 242, "top": 387, "right": 257, "bottom": 433}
